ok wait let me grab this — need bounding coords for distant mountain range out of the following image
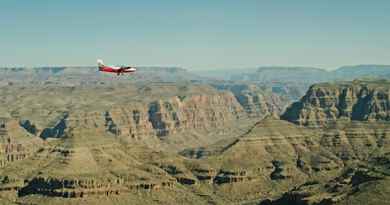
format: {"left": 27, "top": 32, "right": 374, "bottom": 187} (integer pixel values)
{"left": 193, "top": 65, "right": 390, "bottom": 100}
{"left": 2, "top": 64, "right": 390, "bottom": 84}
{"left": 0, "top": 66, "right": 204, "bottom": 86}
{"left": 1, "top": 64, "right": 389, "bottom": 101}
{"left": 333, "top": 65, "right": 390, "bottom": 80}
{"left": 195, "top": 65, "right": 390, "bottom": 83}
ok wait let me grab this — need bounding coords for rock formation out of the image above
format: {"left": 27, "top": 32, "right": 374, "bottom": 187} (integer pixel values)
{"left": 1, "top": 79, "right": 390, "bottom": 204}
{"left": 282, "top": 80, "right": 390, "bottom": 127}
{"left": 8, "top": 83, "right": 284, "bottom": 150}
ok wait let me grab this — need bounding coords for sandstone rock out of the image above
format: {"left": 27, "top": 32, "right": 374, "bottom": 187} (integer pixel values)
{"left": 282, "top": 80, "right": 390, "bottom": 127}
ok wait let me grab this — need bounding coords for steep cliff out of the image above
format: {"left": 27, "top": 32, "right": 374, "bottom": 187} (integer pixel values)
{"left": 211, "top": 83, "right": 288, "bottom": 117}
{"left": 99, "top": 92, "right": 246, "bottom": 143}
{"left": 282, "top": 80, "right": 390, "bottom": 127}
{"left": 2, "top": 112, "right": 390, "bottom": 204}
{"left": 0, "top": 119, "right": 43, "bottom": 168}
{"left": 6, "top": 83, "right": 284, "bottom": 149}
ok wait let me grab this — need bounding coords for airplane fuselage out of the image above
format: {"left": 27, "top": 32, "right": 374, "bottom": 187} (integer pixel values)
{"left": 99, "top": 65, "right": 136, "bottom": 75}
{"left": 97, "top": 59, "right": 136, "bottom": 75}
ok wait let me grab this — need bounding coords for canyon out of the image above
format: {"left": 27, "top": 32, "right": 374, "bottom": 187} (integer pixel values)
{"left": 0, "top": 67, "right": 390, "bottom": 204}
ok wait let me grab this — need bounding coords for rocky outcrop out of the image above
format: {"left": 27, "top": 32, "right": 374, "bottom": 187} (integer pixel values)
{"left": 0, "top": 120, "right": 42, "bottom": 168}
{"left": 157, "top": 164, "right": 197, "bottom": 185}
{"left": 65, "top": 93, "right": 247, "bottom": 141}
{"left": 179, "top": 118, "right": 344, "bottom": 194}
{"left": 0, "top": 139, "right": 29, "bottom": 167}
{"left": 282, "top": 80, "right": 390, "bottom": 127}
{"left": 7, "top": 83, "right": 285, "bottom": 147}
{"left": 211, "top": 84, "right": 287, "bottom": 117}
{"left": 16, "top": 88, "right": 272, "bottom": 143}
{"left": 214, "top": 170, "right": 253, "bottom": 185}
{"left": 179, "top": 116, "right": 390, "bottom": 202}
{"left": 104, "top": 111, "right": 120, "bottom": 135}
{"left": 192, "top": 168, "right": 217, "bottom": 183}
{"left": 145, "top": 94, "right": 245, "bottom": 137}
{"left": 234, "top": 90, "right": 277, "bottom": 117}
{"left": 18, "top": 176, "right": 176, "bottom": 198}
{"left": 260, "top": 164, "right": 388, "bottom": 205}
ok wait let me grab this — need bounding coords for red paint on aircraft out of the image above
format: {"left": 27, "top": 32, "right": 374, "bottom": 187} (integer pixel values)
{"left": 97, "top": 59, "right": 136, "bottom": 75}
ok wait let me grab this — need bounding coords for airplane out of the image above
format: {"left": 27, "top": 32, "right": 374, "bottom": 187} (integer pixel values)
{"left": 97, "top": 59, "right": 137, "bottom": 75}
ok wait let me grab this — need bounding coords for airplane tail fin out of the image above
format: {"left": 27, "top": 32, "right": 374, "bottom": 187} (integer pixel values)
{"left": 97, "top": 59, "right": 104, "bottom": 67}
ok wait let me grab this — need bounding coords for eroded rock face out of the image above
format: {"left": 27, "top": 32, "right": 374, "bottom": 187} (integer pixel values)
{"left": 14, "top": 84, "right": 284, "bottom": 144}
{"left": 0, "top": 140, "right": 30, "bottom": 167}
{"left": 212, "top": 84, "right": 287, "bottom": 117}
{"left": 15, "top": 94, "right": 239, "bottom": 141}
{"left": 146, "top": 94, "right": 245, "bottom": 137}
{"left": 260, "top": 163, "right": 389, "bottom": 205}
{"left": 104, "top": 111, "right": 120, "bottom": 135}
{"left": 0, "top": 120, "right": 42, "bottom": 168}
{"left": 80, "top": 93, "right": 247, "bottom": 140}
{"left": 18, "top": 176, "right": 176, "bottom": 198}
{"left": 214, "top": 170, "right": 252, "bottom": 185}
{"left": 6, "top": 80, "right": 390, "bottom": 204}
{"left": 282, "top": 80, "right": 390, "bottom": 127}
{"left": 2, "top": 115, "right": 390, "bottom": 204}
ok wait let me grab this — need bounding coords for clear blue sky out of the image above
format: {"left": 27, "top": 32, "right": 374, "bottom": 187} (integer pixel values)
{"left": 1, "top": 0, "right": 390, "bottom": 69}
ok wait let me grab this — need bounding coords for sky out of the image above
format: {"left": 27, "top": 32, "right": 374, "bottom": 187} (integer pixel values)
{"left": 1, "top": 0, "right": 390, "bottom": 70}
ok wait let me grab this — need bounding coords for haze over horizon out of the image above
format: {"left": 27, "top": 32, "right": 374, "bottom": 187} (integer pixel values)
{"left": 1, "top": 0, "right": 390, "bottom": 70}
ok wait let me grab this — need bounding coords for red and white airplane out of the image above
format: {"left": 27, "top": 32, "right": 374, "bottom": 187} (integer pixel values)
{"left": 97, "top": 59, "right": 137, "bottom": 75}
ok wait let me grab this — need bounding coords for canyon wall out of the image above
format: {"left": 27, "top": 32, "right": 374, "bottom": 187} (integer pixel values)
{"left": 282, "top": 80, "right": 390, "bottom": 127}
{"left": 14, "top": 85, "right": 285, "bottom": 143}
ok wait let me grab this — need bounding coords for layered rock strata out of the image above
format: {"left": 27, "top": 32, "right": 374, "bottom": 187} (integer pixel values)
{"left": 282, "top": 80, "right": 390, "bottom": 127}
